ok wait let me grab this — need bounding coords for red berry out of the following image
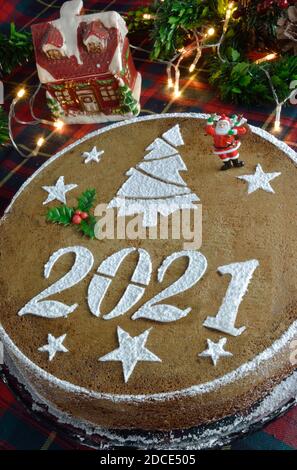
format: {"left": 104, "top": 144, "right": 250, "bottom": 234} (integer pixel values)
{"left": 75, "top": 209, "right": 82, "bottom": 215}
{"left": 279, "top": 0, "right": 289, "bottom": 7}
{"left": 72, "top": 214, "right": 82, "bottom": 224}
{"left": 80, "top": 211, "right": 89, "bottom": 220}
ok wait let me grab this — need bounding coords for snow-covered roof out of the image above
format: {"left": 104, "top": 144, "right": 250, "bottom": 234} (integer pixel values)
{"left": 31, "top": 0, "right": 128, "bottom": 83}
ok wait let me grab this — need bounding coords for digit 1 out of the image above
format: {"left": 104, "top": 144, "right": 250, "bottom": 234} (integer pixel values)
{"left": 203, "top": 259, "right": 259, "bottom": 337}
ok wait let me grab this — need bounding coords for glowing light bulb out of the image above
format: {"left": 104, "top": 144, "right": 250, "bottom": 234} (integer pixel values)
{"left": 174, "top": 86, "right": 181, "bottom": 98}
{"left": 143, "top": 13, "right": 152, "bottom": 20}
{"left": 207, "top": 27, "right": 215, "bottom": 37}
{"left": 274, "top": 120, "right": 281, "bottom": 132}
{"left": 16, "top": 88, "right": 26, "bottom": 99}
{"left": 36, "top": 136, "right": 45, "bottom": 147}
{"left": 189, "top": 63, "right": 195, "bottom": 73}
{"left": 255, "top": 52, "right": 278, "bottom": 64}
{"left": 54, "top": 119, "right": 64, "bottom": 130}
{"left": 168, "top": 78, "right": 174, "bottom": 89}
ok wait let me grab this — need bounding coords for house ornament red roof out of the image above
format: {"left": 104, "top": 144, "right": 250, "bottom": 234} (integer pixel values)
{"left": 83, "top": 20, "right": 109, "bottom": 43}
{"left": 31, "top": 0, "right": 129, "bottom": 84}
{"left": 42, "top": 25, "right": 64, "bottom": 52}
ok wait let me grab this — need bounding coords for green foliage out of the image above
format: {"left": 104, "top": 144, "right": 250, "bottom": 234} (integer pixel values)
{"left": 77, "top": 189, "right": 96, "bottom": 212}
{"left": 46, "top": 189, "right": 97, "bottom": 239}
{"left": 207, "top": 53, "right": 297, "bottom": 105}
{"left": 46, "top": 206, "right": 74, "bottom": 225}
{"left": 151, "top": 0, "right": 228, "bottom": 59}
{"left": 0, "top": 23, "right": 33, "bottom": 75}
{"left": 119, "top": 84, "right": 139, "bottom": 115}
{"left": 125, "top": 6, "right": 156, "bottom": 33}
{"left": 46, "top": 97, "right": 61, "bottom": 118}
{"left": 0, "top": 106, "right": 8, "bottom": 145}
{"left": 78, "top": 215, "right": 97, "bottom": 239}
{"left": 244, "top": 1, "right": 281, "bottom": 42}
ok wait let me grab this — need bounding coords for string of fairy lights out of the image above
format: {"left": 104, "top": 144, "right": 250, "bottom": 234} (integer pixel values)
{"left": 9, "top": 1, "right": 294, "bottom": 159}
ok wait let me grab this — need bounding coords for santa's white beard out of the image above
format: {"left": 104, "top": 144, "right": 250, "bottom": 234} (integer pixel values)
{"left": 216, "top": 126, "right": 229, "bottom": 135}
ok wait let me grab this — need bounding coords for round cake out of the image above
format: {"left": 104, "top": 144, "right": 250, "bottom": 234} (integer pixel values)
{"left": 1, "top": 114, "right": 297, "bottom": 446}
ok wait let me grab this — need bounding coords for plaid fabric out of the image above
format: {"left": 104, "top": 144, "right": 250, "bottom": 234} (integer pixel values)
{"left": 0, "top": 0, "right": 297, "bottom": 450}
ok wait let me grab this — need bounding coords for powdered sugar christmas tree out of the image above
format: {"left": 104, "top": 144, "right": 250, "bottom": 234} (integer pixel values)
{"left": 108, "top": 124, "right": 199, "bottom": 226}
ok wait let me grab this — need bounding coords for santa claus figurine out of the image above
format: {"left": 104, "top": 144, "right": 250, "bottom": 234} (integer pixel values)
{"left": 205, "top": 113, "right": 247, "bottom": 171}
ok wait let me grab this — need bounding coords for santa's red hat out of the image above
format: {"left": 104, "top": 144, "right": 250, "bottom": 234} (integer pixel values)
{"left": 218, "top": 114, "right": 231, "bottom": 125}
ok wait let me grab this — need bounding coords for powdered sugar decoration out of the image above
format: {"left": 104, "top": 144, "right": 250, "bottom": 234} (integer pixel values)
{"left": 42, "top": 176, "right": 77, "bottom": 205}
{"left": 0, "top": 112, "right": 295, "bottom": 407}
{"left": 82, "top": 146, "right": 104, "bottom": 164}
{"left": 18, "top": 246, "right": 94, "bottom": 318}
{"left": 38, "top": 333, "right": 68, "bottom": 361}
{"left": 144, "top": 138, "right": 177, "bottom": 160}
{"left": 87, "top": 248, "right": 152, "bottom": 320}
{"left": 237, "top": 163, "right": 281, "bottom": 194}
{"left": 116, "top": 169, "right": 190, "bottom": 199}
{"left": 162, "top": 124, "right": 184, "bottom": 147}
{"left": 108, "top": 124, "right": 199, "bottom": 227}
{"left": 132, "top": 250, "right": 207, "bottom": 322}
{"left": 138, "top": 155, "right": 187, "bottom": 186}
{"left": 203, "top": 259, "right": 259, "bottom": 336}
{"left": 199, "top": 338, "right": 232, "bottom": 366}
{"left": 99, "top": 326, "right": 161, "bottom": 383}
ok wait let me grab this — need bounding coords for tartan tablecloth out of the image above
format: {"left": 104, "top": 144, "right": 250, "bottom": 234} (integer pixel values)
{"left": 0, "top": 0, "right": 297, "bottom": 451}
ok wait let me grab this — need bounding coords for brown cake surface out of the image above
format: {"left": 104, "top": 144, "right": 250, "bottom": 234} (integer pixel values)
{"left": 0, "top": 114, "right": 297, "bottom": 431}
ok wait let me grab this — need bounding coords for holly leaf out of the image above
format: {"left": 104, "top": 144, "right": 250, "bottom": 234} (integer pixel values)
{"left": 77, "top": 189, "right": 96, "bottom": 212}
{"left": 46, "top": 205, "right": 74, "bottom": 225}
{"left": 78, "top": 215, "right": 97, "bottom": 239}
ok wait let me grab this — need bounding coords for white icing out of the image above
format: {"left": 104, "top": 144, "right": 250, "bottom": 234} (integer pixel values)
{"left": 108, "top": 123, "right": 199, "bottom": 227}
{"left": 131, "top": 249, "right": 152, "bottom": 286}
{"left": 237, "top": 163, "right": 282, "bottom": 194}
{"left": 144, "top": 138, "right": 178, "bottom": 160}
{"left": 37, "top": 64, "right": 56, "bottom": 84}
{"left": 137, "top": 155, "right": 187, "bottom": 186}
{"left": 38, "top": 333, "right": 68, "bottom": 361}
{"left": 162, "top": 124, "right": 184, "bottom": 147}
{"left": 56, "top": 0, "right": 83, "bottom": 65}
{"left": 82, "top": 146, "right": 104, "bottom": 164}
{"left": 6, "top": 351, "right": 297, "bottom": 449}
{"left": 1, "top": 113, "right": 296, "bottom": 405}
{"left": 88, "top": 248, "right": 152, "bottom": 320}
{"left": 203, "top": 259, "right": 259, "bottom": 336}
{"left": 40, "top": 8, "right": 129, "bottom": 83}
{"left": 198, "top": 338, "right": 232, "bottom": 366}
{"left": 109, "top": 43, "right": 123, "bottom": 76}
{"left": 108, "top": 193, "right": 199, "bottom": 227}
{"left": 18, "top": 246, "right": 94, "bottom": 318}
{"left": 116, "top": 168, "right": 190, "bottom": 199}
{"left": 97, "top": 248, "right": 135, "bottom": 277}
{"left": 98, "top": 326, "right": 161, "bottom": 383}
{"left": 132, "top": 250, "right": 207, "bottom": 322}
{"left": 42, "top": 176, "right": 77, "bottom": 205}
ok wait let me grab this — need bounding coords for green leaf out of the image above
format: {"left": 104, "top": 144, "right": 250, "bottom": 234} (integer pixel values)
{"left": 231, "top": 87, "right": 242, "bottom": 94}
{"left": 227, "top": 48, "right": 240, "bottom": 62}
{"left": 78, "top": 215, "right": 97, "bottom": 239}
{"left": 46, "top": 206, "right": 74, "bottom": 225}
{"left": 77, "top": 189, "right": 96, "bottom": 212}
{"left": 239, "top": 75, "right": 252, "bottom": 87}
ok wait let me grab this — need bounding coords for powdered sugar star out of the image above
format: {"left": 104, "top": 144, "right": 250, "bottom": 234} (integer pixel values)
{"left": 99, "top": 326, "right": 161, "bottom": 382}
{"left": 38, "top": 333, "right": 68, "bottom": 361}
{"left": 82, "top": 146, "right": 104, "bottom": 164}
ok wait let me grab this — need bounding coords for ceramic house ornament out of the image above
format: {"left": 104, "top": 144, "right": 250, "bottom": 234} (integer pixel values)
{"left": 31, "top": 0, "right": 141, "bottom": 123}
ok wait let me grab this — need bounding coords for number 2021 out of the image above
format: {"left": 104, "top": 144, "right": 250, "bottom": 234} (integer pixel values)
{"left": 18, "top": 245, "right": 259, "bottom": 337}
